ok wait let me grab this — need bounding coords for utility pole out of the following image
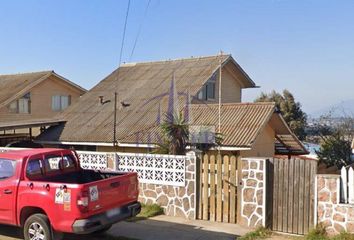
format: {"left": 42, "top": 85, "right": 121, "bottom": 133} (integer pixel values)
{"left": 113, "top": 92, "right": 118, "bottom": 146}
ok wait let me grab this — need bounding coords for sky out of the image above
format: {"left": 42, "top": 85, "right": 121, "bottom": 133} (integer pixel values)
{"left": 0, "top": 0, "right": 354, "bottom": 114}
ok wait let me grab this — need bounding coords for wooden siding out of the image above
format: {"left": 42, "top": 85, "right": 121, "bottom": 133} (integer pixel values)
{"left": 0, "top": 75, "right": 84, "bottom": 120}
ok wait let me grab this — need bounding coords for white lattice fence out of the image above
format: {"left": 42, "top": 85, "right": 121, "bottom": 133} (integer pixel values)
{"left": 77, "top": 151, "right": 115, "bottom": 170}
{"left": 117, "top": 153, "right": 186, "bottom": 187}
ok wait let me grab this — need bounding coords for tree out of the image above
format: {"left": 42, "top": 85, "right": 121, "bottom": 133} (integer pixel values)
{"left": 255, "top": 90, "right": 307, "bottom": 140}
{"left": 314, "top": 113, "right": 354, "bottom": 168}
{"left": 316, "top": 132, "right": 352, "bottom": 168}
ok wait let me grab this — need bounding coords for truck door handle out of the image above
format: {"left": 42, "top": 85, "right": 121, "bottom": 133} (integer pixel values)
{"left": 3, "top": 189, "right": 12, "bottom": 194}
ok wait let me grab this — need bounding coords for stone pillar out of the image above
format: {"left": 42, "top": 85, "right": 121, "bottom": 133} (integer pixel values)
{"left": 316, "top": 174, "right": 354, "bottom": 235}
{"left": 239, "top": 158, "right": 267, "bottom": 227}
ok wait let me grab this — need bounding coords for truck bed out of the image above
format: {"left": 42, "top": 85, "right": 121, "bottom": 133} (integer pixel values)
{"left": 36, "top": 169, "right": 127, "bottom": 184}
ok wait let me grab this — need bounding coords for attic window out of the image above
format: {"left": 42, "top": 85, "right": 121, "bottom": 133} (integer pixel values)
{"left": 8, "top": 93, "right": 31, "bottom": 114}
{"left": 197, "top": 75, "right": 216, "bottom": 101}
{"left": 52, "top": 95, "right": 71, "bottom": 111}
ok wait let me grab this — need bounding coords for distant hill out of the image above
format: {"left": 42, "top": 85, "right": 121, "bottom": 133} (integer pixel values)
{"left": 310, "top": 99, "right": 354, "bottom": 118}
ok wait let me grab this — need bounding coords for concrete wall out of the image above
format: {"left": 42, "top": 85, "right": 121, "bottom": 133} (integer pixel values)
{"left": 137, "top": 152, "right": 197, "bottom": 219}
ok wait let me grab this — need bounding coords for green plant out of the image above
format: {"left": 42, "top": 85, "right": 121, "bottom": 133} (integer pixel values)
{"left": 127, "top": 203, "right": 164, "bottom": 222}
{"left": 305, "top": 225, "right": 328, "bottom": 240}
{"left": 160, "top": 111, "right": 189, "bottom": 155}
{"left": 331, "top": 232, "right": 354, "bottom": 240}
{"left": 238, "top": 227, "right": 271, "bottom": 240}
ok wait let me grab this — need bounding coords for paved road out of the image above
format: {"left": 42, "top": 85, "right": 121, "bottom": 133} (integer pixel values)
{"left": 0, "top": 215, "right": 248, "bottom": 240}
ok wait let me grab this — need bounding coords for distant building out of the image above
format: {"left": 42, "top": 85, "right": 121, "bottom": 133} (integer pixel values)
{"left": 0, "top": 71, "right": 86, "bottom": 145}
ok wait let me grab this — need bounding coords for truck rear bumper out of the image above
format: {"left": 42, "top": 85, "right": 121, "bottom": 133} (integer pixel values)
{"left": 72, "top": 201, "right": 141, "bottom": 234}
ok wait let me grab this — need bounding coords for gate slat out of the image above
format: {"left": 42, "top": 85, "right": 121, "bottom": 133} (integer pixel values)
{"left": 277, "top": 159, "right": 284, "bottom": 231}
{"left": 283, "top": 159, "right": 289, "bottom": 232}
{"left": 309, "top": 161, "right": 316, "bottom": 230}
{"left": 298, "top": 159, "right": 305, "bottom": 235}
{"left": 303, "top": 161, "right": 310, "bottom": 234}
{"left": 210, "top": 155, "right": 216, "bottom": 221}
{"left": 216, "top": 154, "right": 223, "bottom": 222}
{"left": 198, "top": 155, "right": 203, "bottom": 220}
{"left": 288, "top": 158, "right": 294, "bottom": 233}
{"left": 229, "top": 156, "right": 236, "bottom": 223}
{"left": 272, "top": 158, "right": 278, "bottom": 231}
{"left": 202, "top": 154, "right": 209, "bottom": 220}
{"left": 223, "top": 155, "right": 230, "bottom": 223}
{"left": 293, "top": 158, "right": 300, "bottom": 234}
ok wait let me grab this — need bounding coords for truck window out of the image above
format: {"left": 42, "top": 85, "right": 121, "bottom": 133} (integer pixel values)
{"left": 44, "top": 155, "right": 62, "bottom": 173}
{"left": 26, "top": 159, "right": 43, "bottom": 177}
{"left": 0, "top": 159, "right": 15, "bottom": 179}
{"left": 63, "top": 154, "right": 76, "bottom": 170}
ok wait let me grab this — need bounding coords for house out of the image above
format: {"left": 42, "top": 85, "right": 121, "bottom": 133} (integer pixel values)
{"left": 0, "top": 71, "right": 86, "bottom": 145}
{"left": 36, "top": 54, "right": 307, "bottom": 156}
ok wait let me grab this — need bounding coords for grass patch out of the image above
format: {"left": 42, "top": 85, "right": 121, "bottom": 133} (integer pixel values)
{"left": 127, "top": 203, "right": 164, "bottom": 222}
{"left": 304, "top": 225, "right": 354, "bottom": 240}
{"left": 238, "top": 227, "right": 272, "bottom": 240}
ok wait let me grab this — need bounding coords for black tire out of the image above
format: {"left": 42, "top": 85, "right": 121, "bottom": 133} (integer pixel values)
{"left": 93, "top": 224, "right": 112, "bottom": 234}
{"left": 23, "top": 214, "right": 52, "bottom": 240}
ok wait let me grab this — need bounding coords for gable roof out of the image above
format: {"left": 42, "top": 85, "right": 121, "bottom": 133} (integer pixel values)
{"left": 37, "top": 54, "right": 256, "bottom": 144}
{"left": 0, "top": 70, "right": 86, "bottom": 109}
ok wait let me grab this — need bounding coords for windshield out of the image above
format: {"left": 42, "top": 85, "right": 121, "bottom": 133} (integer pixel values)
{"left": 0, "top": 158, "right": 16, "bottom": 179}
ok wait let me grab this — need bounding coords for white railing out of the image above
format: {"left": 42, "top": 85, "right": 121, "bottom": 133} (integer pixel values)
{"left": 340, "top": 166, "right": 354, "bottom": 204}
{"left": 0, "top": 147, "right": 188, "bottom": 187}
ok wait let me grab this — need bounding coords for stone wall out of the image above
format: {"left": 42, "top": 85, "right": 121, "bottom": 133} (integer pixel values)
{"left": 138, "top": 152, "right": 196, "bottom": 219}
{"left": 316, "top": 174, "right": 354, "bottom": 235}
{"left": 240, "top": 158, "right": 266, "bottom": 227}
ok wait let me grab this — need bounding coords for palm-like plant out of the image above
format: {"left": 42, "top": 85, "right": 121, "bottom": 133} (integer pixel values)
{"left": 160, "top": 111, "right": 189, "bottom": 155}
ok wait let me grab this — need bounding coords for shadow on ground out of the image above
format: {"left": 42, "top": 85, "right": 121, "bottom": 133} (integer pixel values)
{"left": 0, "top": 219, "right": 239, "bottom": 240}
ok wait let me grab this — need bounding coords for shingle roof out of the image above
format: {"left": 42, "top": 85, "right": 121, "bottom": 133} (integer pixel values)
{"left": 38, "top": 54, "right": 257, "bottom": 143}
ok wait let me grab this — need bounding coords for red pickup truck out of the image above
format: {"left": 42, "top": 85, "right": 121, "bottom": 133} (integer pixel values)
{"left": 0, "top": 148, "right": 141, "bottom": 240}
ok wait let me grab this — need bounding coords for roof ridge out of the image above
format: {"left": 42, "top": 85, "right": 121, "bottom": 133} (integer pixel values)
{"left": 0, "top": 70, "right": 53, "bottom": 77}
{"left": 190, "top": 102, "right": 276, "bottom": 107}
{"left": 120, "top": 54, "right": 231, "bottom": 66}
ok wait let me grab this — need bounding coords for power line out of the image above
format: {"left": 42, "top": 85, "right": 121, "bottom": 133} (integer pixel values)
{"left": 118, "top": 0, "right": 131, "bottom": 67}
{"left": 114, "top": 0, "right": 131, "bottom": 146}
{"left": 129, "top": 0, "right": 151, "bottom": 61}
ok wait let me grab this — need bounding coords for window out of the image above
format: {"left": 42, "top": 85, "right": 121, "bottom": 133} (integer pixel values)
{"left": 0, "top": 159, "right": 16, "bottom": 179}
{"left": 63, "top": 155, "right": 76, "bottom": 170}
{"left": 44, "top": 155, "right": 62, "bottom": 172}
{"left": 52, "top": 95, "right": 71, "bottom": 111}
{"left": 26, "top": 159, "right": 43, "bottom": 177}
{"left": 197, "top": 76, "right": 216, "bottom": 101}
{"left": 8, "top": 93, "right": 31, "bottom": 114}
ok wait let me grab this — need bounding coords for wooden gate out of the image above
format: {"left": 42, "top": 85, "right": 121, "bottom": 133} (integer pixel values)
{"left": 268, "top": 157, "right": 317, "bottom": 235}
{"left": 196, "top": 154, "right": 239, "bottom": 223}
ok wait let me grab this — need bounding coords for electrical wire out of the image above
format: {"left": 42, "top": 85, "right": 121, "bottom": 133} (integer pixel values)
{"left": 129, "top": 0, "right": 151, "bottom": 61}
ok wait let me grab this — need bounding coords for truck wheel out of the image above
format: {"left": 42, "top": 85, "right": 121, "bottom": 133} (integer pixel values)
{"left": 93, "top": 224, "right": 112, "bottom": 234}
{"left": 24, "top": 214, "right": 52, "bottom": 240}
